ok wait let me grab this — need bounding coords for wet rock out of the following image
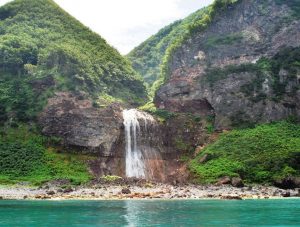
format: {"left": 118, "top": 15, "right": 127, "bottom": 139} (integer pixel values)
{"left": 198, "top": 154, "right": 209, "bottom": 164}
{"left": 121, "top": 188, "right": 131, "bottom": 194}
{"left": 63, "top": 188, "right": 74, "bottom": 193}
{"left": 281, "top": 191, "right": 290, "bottom": 197}
{"left": 46, "top": 191, "right": 55, "bottom": 196}
{"left": 221, "top": 195, "right": 243, "bottom": 200}
{"left": 231, "top": 177, "right": 244, "bottom": 188}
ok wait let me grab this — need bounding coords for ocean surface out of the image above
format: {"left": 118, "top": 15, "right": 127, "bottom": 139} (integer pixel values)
{"left": 0, "top": 199, "right": 299, "bottom": 226}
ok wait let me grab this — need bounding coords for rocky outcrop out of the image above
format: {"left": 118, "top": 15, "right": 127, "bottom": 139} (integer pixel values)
{"left": 39, "top": 92, "right": 126, "bottom": 177}
{"left": 155, "top": 0, "right": 300, "bottom": 129}
{"left": 274, "top": 177, "right": 300, "bottom": 189}
{"left": 39, "top": 92, "right": 123, "bottom": 156}
{"left": 39, "top": 93, "right": 202, "bottom": 182}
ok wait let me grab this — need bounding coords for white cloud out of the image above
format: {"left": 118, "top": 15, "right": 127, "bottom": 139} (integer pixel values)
{"left": 0, "top": 0, "right": 12, "bottom": 5}
{"left": 0, "top": 0, "right": 214, "bottom": 54}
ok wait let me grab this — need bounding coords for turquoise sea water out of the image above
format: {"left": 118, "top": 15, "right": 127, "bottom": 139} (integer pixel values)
{"left": 0, "top": 199, "right": 299, "bottom": 226}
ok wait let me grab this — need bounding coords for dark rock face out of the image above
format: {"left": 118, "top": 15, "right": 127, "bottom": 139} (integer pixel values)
{"left": 39, "top": 92, "right": 123, "bottom": 156}
{"left": 155, "top": 0, "right": 300, "bottom": 129}
{"left": 39, "top": 92, "right": 126, "bottom": 177}
{"left": 39, "top": 93, "right": 198, "bottom": 182}
{"left": 274, "top": 177, "right": 300, "bottom": 189}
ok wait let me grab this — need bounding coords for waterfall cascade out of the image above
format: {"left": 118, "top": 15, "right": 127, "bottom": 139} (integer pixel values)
{"left": 123, "top": 109, "right": 160, "bottom": 179}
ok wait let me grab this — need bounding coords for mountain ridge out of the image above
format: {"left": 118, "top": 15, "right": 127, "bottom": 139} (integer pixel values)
{"left": 0, "top": 0, "right": 147, "bottom": 123}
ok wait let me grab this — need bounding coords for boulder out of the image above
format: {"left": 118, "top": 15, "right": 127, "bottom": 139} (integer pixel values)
{"left": 221, "top": 195, "right": 242, "bottom": 200}
{"left": 281, "top": 191, "right": 291, "bottom": 198}
{"left": 198, "top": 154, "right": 209, "bottom": 164}
{"left": 121, "top": 188, "right": 131, "bottom": 194}
{"left": 231, "top": 177, "right": 244, "bottom": 188}
{"left": 46, "top": 191, "right": 55, "bottom": 196}
{"left": 216, "top": 176, "right": 231, "bottom": 185}
{"left": 274, "top": 177, "right": 300, "bottom": 189}
{"left": 63, "top": 187, "right": 74, "bottom": 193}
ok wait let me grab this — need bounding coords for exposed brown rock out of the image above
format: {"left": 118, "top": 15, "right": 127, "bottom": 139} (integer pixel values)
{"left": 46, "top": 191, "right": 55, "bottom": 196}
{"left": 231, "top": 177, "right": 244, "bottom": 188}
{"left": 216, "top": 176, "right": 231, "bottom": 185}
{"left": 155, "top": 0, "right": 300, "bottom": 129}
{"left": 274, "top": 177, "right": 300, "bottom": 189}
{"left": 121, "top": 188, "right": 131, "bottom": 194}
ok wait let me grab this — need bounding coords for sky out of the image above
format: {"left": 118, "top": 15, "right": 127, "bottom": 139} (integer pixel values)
{"left": 0, "top": 0, "right": 213, "bottom": 54}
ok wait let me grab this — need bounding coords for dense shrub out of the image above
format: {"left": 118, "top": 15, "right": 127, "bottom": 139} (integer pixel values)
{"left": 0, "top": 141, "right": 44, "bottom": 177}
{"left": 0, "top": 125, "right": 92, "bottom": 185}
{"left": 189, "top": 121, "right": 300, "bottom": 184}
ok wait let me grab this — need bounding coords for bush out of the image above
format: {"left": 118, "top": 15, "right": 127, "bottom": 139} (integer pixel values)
{"left": 0, "top": 125, "right": 92, "bottom": 185}
{"left": 189, "top": 121, "right": 300, "bottom": 184}
{"left": 0, "top": 141, "right": 44, "bottom": 177}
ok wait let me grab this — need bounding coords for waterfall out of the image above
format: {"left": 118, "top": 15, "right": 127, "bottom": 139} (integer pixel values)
{"left": 123, "top": 109, "right": 158, "bottom": 179}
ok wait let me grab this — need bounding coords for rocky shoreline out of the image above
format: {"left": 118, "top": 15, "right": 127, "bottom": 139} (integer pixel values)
{"left": 0, "top": 182, "right": 299, "bottom": 201}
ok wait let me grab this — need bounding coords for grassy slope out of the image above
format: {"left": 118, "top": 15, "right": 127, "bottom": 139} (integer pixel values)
{"left": 189, "top": 121, "right": 300, "bottom": 184}
{"left": 0, "top": 0, "right": 147, "bottom": 123}
{"left": 0, "top": 125, "right": 93, "bottom": 185}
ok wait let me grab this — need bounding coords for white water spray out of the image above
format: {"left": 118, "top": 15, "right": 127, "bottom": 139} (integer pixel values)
{"left": 123, "top": 109, "right": 156, "bottom": 178}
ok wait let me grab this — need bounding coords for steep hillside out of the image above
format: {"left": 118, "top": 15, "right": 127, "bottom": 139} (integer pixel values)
{"left": 0, "top": 0, "right": 147, "bottom": 185}
{"left": 137, "top": 0, "right": 300, "bottom": 186}
{"left": 0, "top": 0, "right": 147, "bottom": 124}
{"left": 155, "top": 0, "right": 300, "bottom": 129}
{"left": 127, "top": 7, "right": 209, "bottom": 89}
{"left": 190, "top": 121, "right": 300, "bottom": 185}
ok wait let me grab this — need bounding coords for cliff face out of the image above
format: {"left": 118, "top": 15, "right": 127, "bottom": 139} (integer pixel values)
{"left": 155, "top": 0, "right": 300, "bottom": 129}
{"left": 39, "top": 93, "right": 206, "bottom": 182}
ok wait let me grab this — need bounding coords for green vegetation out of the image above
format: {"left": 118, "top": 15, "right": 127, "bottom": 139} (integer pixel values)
{"left": 128, "top": 7, "right": 209, "bottom": 89}
{"left": 139, "top": 102, "right": 176, "bottom": 122}
{"left": 160, "top": 0, "right": 240, "bottom": 89}
{"left": 204, "top": 63, "right": 259, "bottom": 86}
{"left": 0, "top": 125, "right": 92, "bottom": 185}
{"left": 100, "top": 175, "right": 122, "bottom": 182}
{"left": 203, "top": 47, "right": 300, "bottom": 101}
{"left": 129, "top": 0, "right": 299, "bottom": 98}
{"left": 203, "top": 32, "right": 243, "bottom": 49}
{"left": 189, "top": 121, "right": 300, "bottom": 184}
{"left": 0, "top": 0, "right": 147, "bottom": 123}
{"left": 175, "top": 138, "right": 194, "bottom": 153}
